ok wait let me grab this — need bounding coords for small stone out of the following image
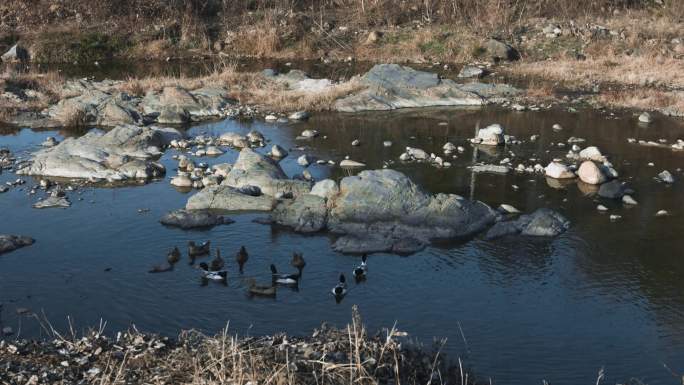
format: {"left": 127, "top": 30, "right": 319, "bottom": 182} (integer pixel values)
{"left": 609, "top": 214, "right": 622, "bottom": 221}
{"left": 265, "top": 114, "right": 278, "bottom": 121}
{"left": 499, "top": 204, "right": 520, "bottom": 214}
{"left": 597, "top": 205, "right": 608, "bottom": 212}
{"left": 638, "top": 112, "right": 652, "bottom": 123}
{"left": 288, "top": 111, "right": 310, "bottom": 120}
{"left": 383, "top": 141, "right": 392, "bottom": 147}
{"left": 351, "top": 139, "right": 360, "bottom": 146}
{"left": 300, "top": 129, "right": 319, "bottom": 139}
{"left": 622, "top": 195, "right": 638, "bottom": 205}
{"left": 339, "top": 159, "right": 366, "bottom": 168}
{"left": 655, "top": 210, "right": 669, "bottom": 217}
{"left": 658, "top": 170, "right": 675, "bottom": 184}
{"left": 552, "top": 123, "right": 563, "bottom": 131}
{"left": 297, "top": 155, "right": 313, "bottom": 167}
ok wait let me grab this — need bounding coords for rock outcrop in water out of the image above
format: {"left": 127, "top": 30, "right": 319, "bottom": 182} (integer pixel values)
{"left": 0, "top": 235, "right": 34, "bottom": 255}
{"left": 333, "top": 64, "right": 520, "bottom": 112}
{"left": 46, "top": 80, "right": 236, "bottom": 127}
{"left": 160, "top": 209, "right": 232, "bottom": 229}
{"left": 485, "top": 208, "right": 571, "bottom": 239}
{"left": 17, "top": 125, "right": 181, "bottom": 181}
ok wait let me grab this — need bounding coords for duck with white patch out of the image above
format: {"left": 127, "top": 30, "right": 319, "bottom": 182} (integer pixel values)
{"left": 270, "top": 264, "right": 300, "bottom": 286}
{"left": 331, "top": 273, "right": 347, "bottom": 299}
{"left": 352, "top": 254, "right": 368, "bottom": 281}
{"left": 198, "top": 262, "right": 227, "bottom": 283}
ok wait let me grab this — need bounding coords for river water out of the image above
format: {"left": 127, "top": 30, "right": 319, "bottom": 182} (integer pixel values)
{"left": 1, "top": 105, "right": 684, "bottom": 385}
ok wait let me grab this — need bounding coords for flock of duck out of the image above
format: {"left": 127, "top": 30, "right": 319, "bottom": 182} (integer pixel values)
{"left": 149, "top": 241, "right": 368, "bottom": 301}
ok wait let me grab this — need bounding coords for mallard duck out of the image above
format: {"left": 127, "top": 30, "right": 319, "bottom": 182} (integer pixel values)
{"left": 290, "top": 252, "right": 306, "bottom": 275}
{"left": 167, "top": 246, "right": 181, "bottom": 264}
{"left": 198, "top": 262, "right": 227, "bottom": 282}
{"left": 210, "top": 248, "right": 224, "bottom": 271}
{"left": 331, "top": 274, "right": 347, "bottom": 298}
{"left": 149, "top": 262, "right": 173, "bottom": 273}
{"left": 247, "top": 278, "right": 276, "bottom": 297}
{"left": 352, "top": 254, "right": 367, "bottom": 280}
{"left": 188, "top": 240, "right": 211, "bottom": 257}
{"left": 270, "top": 264, "right": 300, "bottom": 286}
{"left": 236, "top": 246, "right": 248, "bottom": 273}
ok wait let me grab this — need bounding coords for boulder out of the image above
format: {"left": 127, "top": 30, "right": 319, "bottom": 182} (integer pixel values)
{"left": 485, "top": 38, "right": 520, "bottom": 61}
{"left": 160, "top": 209, "right": 230, "bottom": 229}
{"left": 577, "top": 161, "right": 607, "bottom": 185}
{"left": 579, "top": 146, "right": 606, "bottom": 162}
{"left": 311, "top": 179, "right": 340, "bottom": 201}
{"left": 17, "top": 125, "right": 179, "bottom": 181}
{"left": 658, "top": 170, "right": 675, "bottom": 184}
{"left": 545, "top": 162, "right": 575, "bottom": 179}
{"left": 33, "top": 195, "right": 70, "bottom": 209}
{"left": 334, "top": 64, "right": 488, "bottom": 112}
{"left": 271, "top": 194, "right": 328, "bottom": 233}
{"left": 485, "top": 208, "right": 570, "bottom": 239}
{"left": 598, "top": 180, "right": 627, "bottom": 199}
{"left": 0, "top": 235, "right": 34, "bottom": 255}
{"left": 186, "top": 185, "right": 275, "bottom": 211}
{"left": 339, "top": 159, "right": 366, "bottom": 168}
{"left": 270, "top": 144, "right": 288, "bottom": 158}
{"left": 457, "top": 65, "right": 486, "bottom": 78}
{"left": 1, "top": 44, "right": 29, "bottom": 62}
{"left": 472, "top": 124, "right": 504, "bottom": 146}
{"left": 221, "top": 148, "right": 311, "bottom": 197}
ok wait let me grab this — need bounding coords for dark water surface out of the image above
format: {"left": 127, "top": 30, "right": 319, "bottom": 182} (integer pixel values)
{"left": 2, "top": 107, "right": 684, "bottom": 385}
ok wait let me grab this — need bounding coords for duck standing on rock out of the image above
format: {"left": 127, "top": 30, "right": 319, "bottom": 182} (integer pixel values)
{"left": 332, "top": 274, "right": 347, "bottom": 302}
{"left": 198, "top": 262, "right": 227, "bottom": 285}
{"left": 270, "top": 264, "right": 300, "bottom": 286}
{"left": 210, "top": 248, "right": 224, "bottom": 271}
{"left": 246, "top": 278, "right": 276, "bottom": 297}
{"left": 236, "top": 246, "right": 248, "bottom": 273}
{"left": 167, "top": 246, "right": 181, "bottom": 265}
{"left": 290, "top": 252, "right": 306, "bottom": 275}
{"left": 188, "top": 240, "right": 211, "bottom": 264}
{"left": 353, "top": 254, "right": 368, "bottom": 281}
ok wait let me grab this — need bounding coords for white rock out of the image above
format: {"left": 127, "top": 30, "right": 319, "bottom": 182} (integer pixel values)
{"left": 577, "top": 161, "right": 607, "bottom": 185}
{"left": 205, "top": 146, "right": 224, "bottom": 156}
{"left": 339, "top": 159, "right": 366, "bottom": 168}
{"left": 545, "top": 161, "right": 575, "bottom": 179}
{"left": 579, "top": 146, "right": 605, "bottom": 162}
{"left": 597, "top": 205, "right": 608, "bottom": 212}
{"left": 622, "top": 195, "right": 638, "bottom": 205}
{"left": 300, "top": 129, "right": 319, "bottom": 138}
{"left": 658, "top": 170, "right": 675, "bottom": 184}
{"left": 297, "top": 155, "right": 313, "bottom": 167}
{"left": 473, "top": 124, "right": 505, "bottom": 146}
{"left": 638, "top": 112, "right": 652, "bottom": 123}
{"left": 351, "top": 139, "right": 361, "bottom": 146}
{"left": 407, "top": 147, "right": 429, "bottom": 160}
{"left": 383, "top": 141, "right": 393, "bottom": 147}
{"left": 656, "top": 210, "right": 669, "bottom": 217}
{"left": 552, "top": 123, "right": 563, "bottom": 131}
{"left": 265, "top": 114, "right": 278, "bottom": 121}
{"left": 311, "top": 179, "right": 339, "bottom": 200}
{"left": 499, "top": 204, "right": 520, "bottom": 214}
{"left": 270, "top": 144, "right": 288, "bottom": 158}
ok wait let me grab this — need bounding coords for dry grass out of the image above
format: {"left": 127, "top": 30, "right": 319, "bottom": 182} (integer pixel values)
{"left": 597, "top": 89, "right": 684, "bottom": 115}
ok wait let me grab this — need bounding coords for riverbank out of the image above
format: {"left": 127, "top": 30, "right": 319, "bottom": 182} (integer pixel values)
{"left": 0, "top": 1, "right": 682, "bottom": 119}
{"left": 0, "top": 307, "right": 471, "bottom": 385}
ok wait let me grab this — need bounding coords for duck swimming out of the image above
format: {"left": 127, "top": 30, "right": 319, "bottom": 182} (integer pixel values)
{"left": 290, "top": 252, "right": 306, "bottom": 275}
{"left": 331, "top": 273, "right": 347, "bottom": 298}
{"left": 198, "top": 262, "right": 227, "bottom": 282}
{"left": 270, "top": 264, "right": 300, "bottom": 286}
{"left": 188, "top": 240, "right": 211, "bottom": 257}
{"left": 352, "top": 254, "right": 368, "bottom": 280}
{"left": 236, "top": 246, "right": 248, "bottom": 273}
{"left": 167, "top": 246, "right": 181, "bottom": 264}
{"left": 210, "top": 248, "right": 224, "bottom": 271}
{"left": 247, "top": 278, "right": 276, "bottom": 297}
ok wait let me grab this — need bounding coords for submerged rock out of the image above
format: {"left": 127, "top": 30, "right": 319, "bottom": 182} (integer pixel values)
{"left": 485, "top": 208, "right": 570, "bottom": 239}
{"left": 0, "top": 235, "right": 34, "bottom": 255}
{"left": 33, "top": 194, "right": 70, "bottom": 209}
{"left": 598, "top": 180, "right": 627, "bottom": 199}
{"left": 17, "top": 125, "right": 179, "bottom": 181}
{"left": 160, "top": 209, "right": 231, "bottom": 229}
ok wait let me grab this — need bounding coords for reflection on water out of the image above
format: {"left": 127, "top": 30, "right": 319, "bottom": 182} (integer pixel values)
{"left": 1, "top": 107, "right": 684, "bottom": 385}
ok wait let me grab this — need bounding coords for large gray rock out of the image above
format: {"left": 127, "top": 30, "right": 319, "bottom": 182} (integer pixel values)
{"left": 222, "top": 148, "right": 311, "bottom": 197}
{"left": 334, "top": 64, "right": 487, "bottom": 112}
{"left": 485, "top": 38, "right": 520, "bottom": 61}
{"left": 271, "top": 194, "right": 328, "bottom": 233}
{"left": 485, "top": 208, "right": 570, "bottom": 239}
{"left": 186, "top": 185, "right": 275, "bottom": 211}
{"left": 327, "top": 169, "right": 496, "bottom": 253}
{"left": 598, "top": 180, "right": 627, "bottom": 199}
{"left": 0, "top": 235, "right": 34, "bottom": 255}
{"left": 17, "top": 125, "right": 179, "bottom": 181}
{"left": 1, "top": 44, "right": 29, "bottom": 62}
{"left": 160, "top": 209, "right": 231, "bottom": 229}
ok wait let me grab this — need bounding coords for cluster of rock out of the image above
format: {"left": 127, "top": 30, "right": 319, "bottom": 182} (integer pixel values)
{"left": 0, "top": 235, "right": 34, "bottom": 255}
{"left": 174, "top": 147, "right": 568, "bottom": 254}
{"left": 16, "top": 125, "right": 181, "bottom": 182}
{"left": 45, "top": 80, "right": 240, "bottom": 127}
{"left": 333, "top": 64, "right": 520, "bottom": 112}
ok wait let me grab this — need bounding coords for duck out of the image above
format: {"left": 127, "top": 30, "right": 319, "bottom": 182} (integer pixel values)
{"left": 236, "top": 246, "right": 248, "bottom": 273}
{"left": 149, "top": 262, "right": 173, "bottom": 273}
{"left": 352, "top": 254, "right": 368, "bottom": 280}
{"left": 270, "top": 264, "right": 300, "bottom": 286}
{"left": 188, "top": 240, "right": 211, "bottom": 257}
{"left": 331, "top": 273, "right": 347, "bottom": 298}
{"left": 290, "top": 252, "right": 306, "bottom": 275}
{"left": 167, "top": 246, "right": 181, "bottom": 264}
{"left": 210, "top": 248, "right": 224, "bottom": 271}
{"left": 198, "top": 262, "right": 227, "bottom": 282}
{"left": 247, "top": 278, "right": 276, "bottom": 297}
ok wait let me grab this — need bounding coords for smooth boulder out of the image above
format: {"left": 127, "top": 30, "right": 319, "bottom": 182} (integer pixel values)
{"left": 160, "top": 209, "right": 231, "bottom": 229}
{"left": 0, "top": 235, "right": 34, "bottom": 255}
{"left": 485, "top": 208, "right": 570, "bottom": 239}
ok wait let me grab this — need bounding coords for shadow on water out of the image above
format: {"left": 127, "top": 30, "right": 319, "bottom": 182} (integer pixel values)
{"left": 1, "top": 107, "right": 684, "bottom": 385}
